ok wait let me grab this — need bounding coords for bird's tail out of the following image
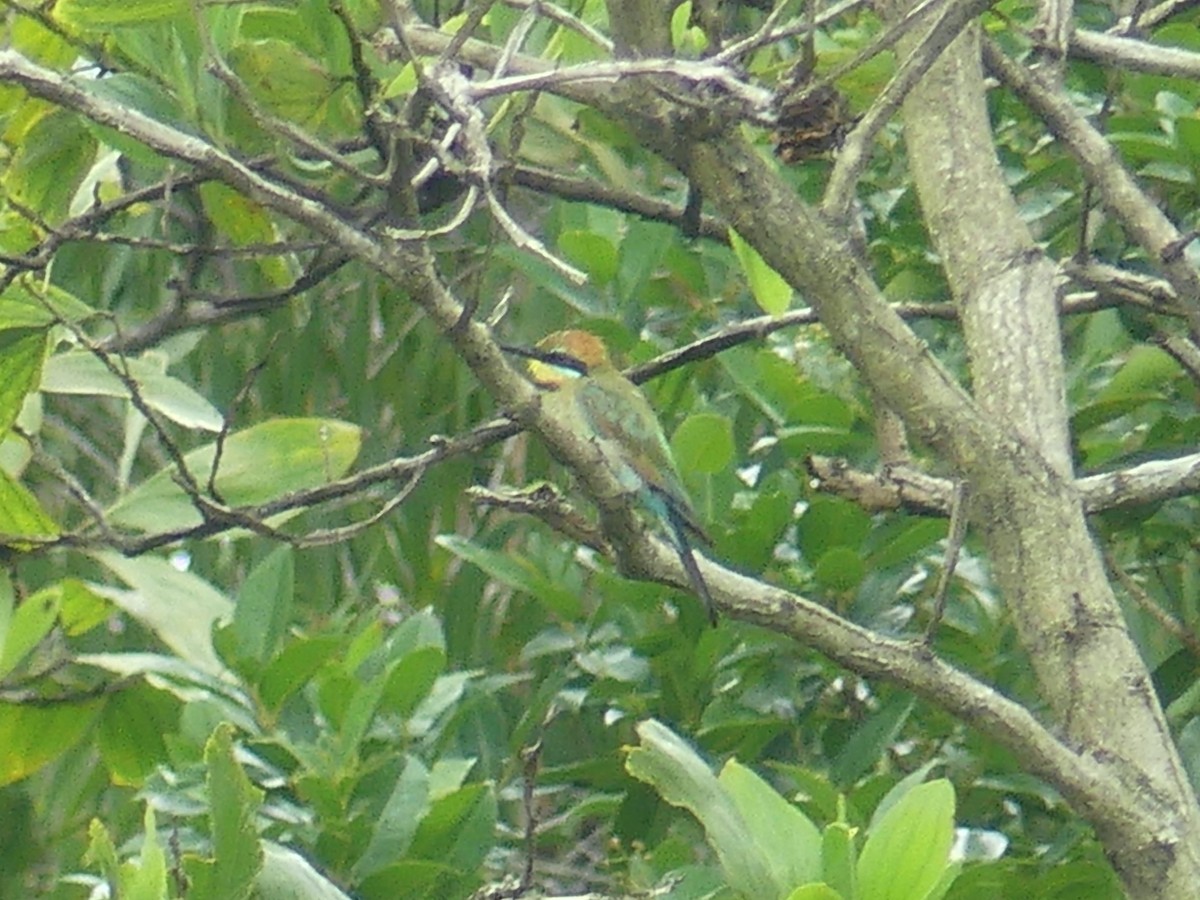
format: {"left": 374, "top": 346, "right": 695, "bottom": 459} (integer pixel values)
{"left": 660, "top": 494, "right": 718, "bottom": 627}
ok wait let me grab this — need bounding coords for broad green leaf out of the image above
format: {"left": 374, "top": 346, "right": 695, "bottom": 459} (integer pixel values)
{"left": 814, "top": 547, "right": 865, "bottom": 592}
{"left": 0, "top": 328, "right": 45, "bottom": 440}
{"left": 123, "top": 805, "right": 169, "bottom": 900}
{"left": 198, "top": 182, "right": 289, "bottom": 287}
{"left": 91, "top": 553, "right": 234, "bottom": 675}
{"left": 0, "top": 584, "right": 60, "bottom": 681}
{"left": 106, "top": 418, "right": 362, "bottom": 533}
{"left": 785, "top": 885, "right": 845, "bottom": 900}
{"left": 822, "top": 821, "right": 857, "bottom": 899}
{"left": 55, "top": 0, "right": 187, "bottom": 28}
{"left": 1094, "top": 344, "right": 1180, "bottom": 404}
{"left": 0, "top": 467, "right": 60, "bottom": 550}
{"left": 336, "top": 668, "right": 390, "bottom": 764}
{"left": 84, "top": 819, "right": 122, "bottom": 890}
{"left": 0, "top": 576, "right": 10, "bottom": 676}
{"left": 258, "top": 841, "right": 355, "bottom": 900}
{"left": 384, "top": 607, "right": 447, "bottom": 661}
{"left": 730, "top": 228, "right": 792, "bottom": 314}
{"left": 200, "top": 182, "right": 276, "bottom": 247}
{"left": 0, "top": 280, "right": 96, "bottom": 330}
{"left": 382, "top": 62, "right": 419, "bottom": 99}
{"left": 429, "top": 758, "right": 478, "bottom": 798}
{"left": 0, "top": 700, "right": 103, "bottom": 786}
{"left": 97, "top": 683, "right": 177, "bottom": 786}
{"left": 559, "top": 230, "right": 619, "bottom": 286}
{"left": 626, "top": 719, "right": 776, "bottom": 899}
{"left": 868, "top": 761, "right": 942, "bottom": 832}
{"left": 436, "top": 534, "right": 583, "bottom": 619}
{"left": 831, "top": 694, "right": 916, "bottom": 787}
{"left": 233, "top": 546, "right": 294, "bottom": 664}
{"left": 576, "top": 644, "right": 649, "bottom": 682}
{"left": 381, "top": 646, "right": 446, "bottom": 717}
{"left": 407, "top": 672, "right": 473, "bottom": 739}
{"left": 407, "top": 782, "right": 498, "bottom": 871}
{"left": 258, "top": 636, "right": 341, "bottom": 713}
{"left": 720, "top": 759, "right": 822, "bottom": 892}
{"left": 13, "top": 14, "right": 77, "bottom": 67}
{"left": 227, "top": 39, "right": 338, "bottom": 124}
{"left": 353, "top": 756, "right": 431, "bottom": 880}
{"left": 83, "top": 74, "right": 191, "bottom": 165}
{"left": 866, "top": 517, "right": 947, "bottom": 571}
{"left": 617, "top": 219, "right": 671, "bottom": 303}
{"left": 858, "top": 780, "right": 955, "bottom": 900}
{"left": 76, "top": 652, "right": 255, "bottom": 730}
{"left": 1, "top": 110, "right": 96, "bottom": 222}
{"left": 672, "top": 412, "right": 735, "bottom": 475}
{"left": 798, "top": 498, "right": 871, "bottom": 564}
{"left": 670, "top": 1, "right": 709, "bottom": 55}
{"left": 41, "top": 350, "right": 223, "bottom": 431}
{"left": 185, "top": 724, "right": 264, "bottom": 900}
{"left": 58, "top": 579, "right": 112, "bottom": 636}
{"left": 357, "top": 860, "right": 461, "bottom": 899}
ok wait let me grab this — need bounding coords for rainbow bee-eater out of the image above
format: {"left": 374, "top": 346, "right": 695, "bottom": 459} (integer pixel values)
{"left": 504, "top": 330, "right": 717, "bottom": 625}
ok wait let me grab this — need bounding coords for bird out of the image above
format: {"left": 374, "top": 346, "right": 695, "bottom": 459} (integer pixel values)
{"left": 504, "top": 330, "right": 717, "bottom": 625}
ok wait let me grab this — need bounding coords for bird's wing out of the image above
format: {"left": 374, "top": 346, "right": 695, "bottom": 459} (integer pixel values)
{"left": 575, "top": 377, "right": 709, "bottom": 543}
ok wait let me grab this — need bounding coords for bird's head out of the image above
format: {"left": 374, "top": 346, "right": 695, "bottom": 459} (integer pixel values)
{"left": 504, "top": 330, "right": 612, "bottom": 390}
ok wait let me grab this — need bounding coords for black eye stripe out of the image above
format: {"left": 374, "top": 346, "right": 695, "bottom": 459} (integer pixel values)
{"left": 500, "top": 344, "right": 589, "bottom": 375}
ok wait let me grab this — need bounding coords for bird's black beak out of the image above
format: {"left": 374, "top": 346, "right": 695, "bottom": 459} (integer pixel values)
{"left": 499, "top": 343, "right": 589, "bottom": 375}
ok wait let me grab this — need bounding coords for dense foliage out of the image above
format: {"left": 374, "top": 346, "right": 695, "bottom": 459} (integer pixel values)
{"left": 3, "top": 0, "right": 1200, "bottom": 897}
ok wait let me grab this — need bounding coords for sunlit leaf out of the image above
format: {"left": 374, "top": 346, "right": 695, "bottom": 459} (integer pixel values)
{"left": 106, "top": 418, "right": 362, "bottom": 533}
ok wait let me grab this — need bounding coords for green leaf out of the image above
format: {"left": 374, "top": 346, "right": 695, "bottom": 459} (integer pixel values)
{"left": 798, "top": 498, "right": 871, "bottom": 563}
{"left": 381, "top": 646, "right": 446, "bottom": 717}
{"left": 436, "top": 534, "right": 583, "bottom": 619}
{"left": 407, "top": 781, "right": 498, "bottom": 871}
{"left": 0, "top": 575, "right": 11, "bottom": 677}
{"left": 0, "top": 699, "right": 103, "bottom": 786}
{"left": 831, "top": 694, "right": 916, "bottom": 787}
{"left": 353, "top": 756, "right": 431, "bottom": 880}
{"left": 821, "top": 821, "right": 857, "bottom": 899}
{"left": 720, "top": 759, "right": 823, "bottom": 892}
{"left": 857, "top": 780, "right": 955, "bottom": 900}
{"left": 106, "top": 418, "right": 362, "bottom": 533}
{"left": 814, "top": 547, "right": 865, "bottom": 592}
{"left": 92, "top": 552, "right": 234, "bottom": 675}
{"left": 186, "top": 724, "right": 264, "bottom": 900}
{"left": 625, "top": 719, "right": 776, "bottom": 899}
{"left": 54, "top": 0, "right": 187, "bottom": 28}
{"left": 730, "top": 228, "right": 793, "bottom": 314}
{"left": 0, "top": 584, "right": 60, "bottom": 681}
{"left": 58, "top": 579, "right": 113, "bottom": 636}
{"left": 97, "top": 683, "right": 177, "bottom": 786}
{"left": 785, "top": 885, "right": 845, "bottom": 900}
{"left": 41, "top": 350, "right": 223, "bottom": 431}
{"left": 0, "top": 278, "right": 93, "bottom": 331}
{"left": 671, "top": 412, "right": 735, "bottom": 475}
{"left": 559, "top": 230, "right": 619, "bottom": 286}
{"left": 84, "top": 818, "right": 122, "bottom": 890}
{"left": 0, "top": 328, "right": 45, "bottom": 440}
{"left": 865, "top": 518, "right": 947, "bottom": 571}
{"left": 258, "top": 636, "right": 341, "bottom": 713}
{"left": 77, "top": 651, "right": 255, "bottom": 730}
{"left": 258, "top": 841, "right": 355, "bottom": 900}
{"left": 1, "top": 110, "right": 96, "bottom": 222}
{"left": 0, "top": 467, "right": 60, "bottom": 550}
{"left": 1095, "top": 344, "right": 1180, "bottom": 404}
{"left": 198, "top": 183, "right": 289, "bottom": 287}
{"left": 670, "top": 1, "right": 709, "bottom": 55}
{"left": 227, "top": 39, "right": 338, "bottom": 124}
{"left": 233, "top": 546, "right": 294, "bottom": 664}
{"left": 124, "top": 805, "right": 169, "bottom": 900}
